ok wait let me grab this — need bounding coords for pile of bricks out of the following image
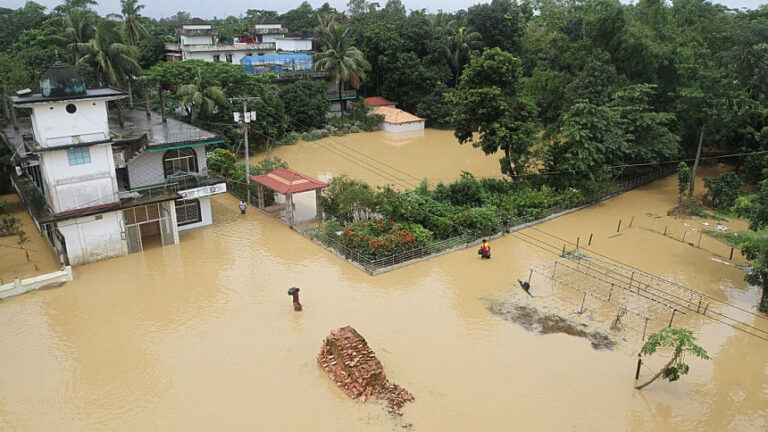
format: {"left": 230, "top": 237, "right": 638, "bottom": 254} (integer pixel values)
{"left": 317, "top": 326, "right": 414, "bottom": 415}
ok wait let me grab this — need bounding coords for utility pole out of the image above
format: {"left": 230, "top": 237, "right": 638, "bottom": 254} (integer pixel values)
{"left": 229, "top": 97, "right": 260, "bottom": 205}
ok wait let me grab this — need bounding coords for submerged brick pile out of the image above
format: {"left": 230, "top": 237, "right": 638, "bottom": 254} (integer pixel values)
{"left": 317, "top": 326, "right": 414, "bottom": 414}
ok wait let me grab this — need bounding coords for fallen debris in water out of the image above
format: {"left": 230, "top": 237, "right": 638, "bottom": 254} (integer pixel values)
{"left": 317, "top": 326, "right": 414, "bottom": 415}
{"left": 486, "top": 300, "right": 616, "bottom": 350}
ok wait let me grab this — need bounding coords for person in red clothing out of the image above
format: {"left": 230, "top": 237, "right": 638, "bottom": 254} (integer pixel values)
{"left": 480, "top": 239, "right": 491, "bottom": 259}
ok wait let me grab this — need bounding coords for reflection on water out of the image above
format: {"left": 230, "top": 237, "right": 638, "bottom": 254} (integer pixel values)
{"left": 0, "top": 151, "right": 766, "bottom": 430}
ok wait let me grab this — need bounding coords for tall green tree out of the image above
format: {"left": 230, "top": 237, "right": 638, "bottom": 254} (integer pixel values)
{"left": 75, "top": 19, "right": 141, "bottom": 87}
{"left": 448, "top": 48, "right": 539, "bottom": 178}
{"left": 312, "top": 24, "right": 371, "bottom": 118}
{"left": 177, "top": 70, "right": 228, "bottom": 124}
{"left": 113, "top": 0, "right": 149, "bottom": 46}
{"left": 443, "top": 21, "right": 483, "bottom": 86}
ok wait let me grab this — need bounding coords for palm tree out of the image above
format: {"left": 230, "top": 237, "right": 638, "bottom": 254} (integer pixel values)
{"left": 443, "top": 21, "right": 482, "bottom": 86}
{"left": 76, "top": 20, "right": 142, "bottom": 88}
{"left": 315, "top": 12, "right": 338, "bottom": 50}
{"left": 63, "top": 8, "right": 97, "bottom": 63}
{"left": 177, "top": 71, "right": 228, "bottom": 124}
{"left": 312, "top": 25, "right": 371, "bottom": 118}
{"left": 111, "top": 0, "right": 149, "bottom": 46}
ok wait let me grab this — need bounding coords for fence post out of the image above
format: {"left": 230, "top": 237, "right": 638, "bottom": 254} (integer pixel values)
{"left": 617, "top": 219, "right": 622, "bottom": 232}
{"left": 588, "top": 233, "right": 593, "bottom": 246}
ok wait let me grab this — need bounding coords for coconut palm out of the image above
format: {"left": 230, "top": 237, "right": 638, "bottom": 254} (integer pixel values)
{"left": 443, "top": 21, "right": 483, "bottom": 86}
{"left": 63, "top": 8, "right": 97, "bottom": 62}
{"left": 76, "top": 20, "right": 142, "bottom": 88}
{"left": 177, "top": 71, "right": 228, "bottom": 124}
{"left": 312, "top": 25, "right": 371, "bottom": 118}
{"left": 111, "top": 0, "right": 149, "bottom": 46}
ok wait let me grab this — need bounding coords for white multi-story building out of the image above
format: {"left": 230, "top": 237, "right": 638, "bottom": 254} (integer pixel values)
{"left": 165, "top": 17, "right": 313, "bottom": 64}
{"left": 165, "top": 18, "right": 275, "bottom": 64}
{"left": 2, "top": 64, "right": 226, "bottom": 266}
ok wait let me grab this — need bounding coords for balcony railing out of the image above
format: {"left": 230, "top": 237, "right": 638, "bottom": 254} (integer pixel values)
{"left": 327, "top": 90, "right": 357, "bottom": 101}
{"left": 179, "top": 28, "right": 216, "bottom": 37}
{"left": 186, "top": 42, "right": 276, "bottom": 52}
{"left": 252, "top": 27, "right": 288, "bottom": 34}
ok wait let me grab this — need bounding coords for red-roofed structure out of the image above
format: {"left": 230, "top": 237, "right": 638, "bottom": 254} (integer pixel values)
{"left": 250, "top": 168, "right": 328, "bottom": 224}
{"left": 364, "top": 97, "right": 397, "bottom": 107}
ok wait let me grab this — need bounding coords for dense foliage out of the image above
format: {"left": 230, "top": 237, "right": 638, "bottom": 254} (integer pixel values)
{"left": 339, "top": 220, "right": 431, "bottom": 258}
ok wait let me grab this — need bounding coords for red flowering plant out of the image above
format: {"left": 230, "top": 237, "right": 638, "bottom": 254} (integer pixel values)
{"left": 338, "top": 220, "right": 432, "bottom": 258}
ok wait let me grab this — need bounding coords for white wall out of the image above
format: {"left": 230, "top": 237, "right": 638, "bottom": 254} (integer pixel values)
{"left": 177, "top": 196, "right": 212, "bottom": 231}
{"left": 41, "top": 143, "right": 120, "bottom": 214}
{"left": 32, "top": 100, "right": 109, "bottom": 147}
{"left": 380, "top": 120, "right": 425, "bottom": 133}
{"left": 58, "top": 210, "right": 128, "bottom": 266}
{"left": 276, "top": 39, "right": 313, "bottom": 52}
{"left": 181, "top": 35, "right": 213, "bottom": 46}
{"left": 184, "top": 50, "right": 265, "bottom": 64}
{"left": 127, "top": 146, "right": 206, "bottom": 189}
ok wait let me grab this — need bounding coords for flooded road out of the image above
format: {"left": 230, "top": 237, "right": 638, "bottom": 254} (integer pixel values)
{"left": 1, "top": 140, "right": 767, "bottom": 430}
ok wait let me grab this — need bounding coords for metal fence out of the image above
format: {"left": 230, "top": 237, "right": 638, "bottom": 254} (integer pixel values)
{"left": 282, "top": 165, "right": 675, "bottom": 275}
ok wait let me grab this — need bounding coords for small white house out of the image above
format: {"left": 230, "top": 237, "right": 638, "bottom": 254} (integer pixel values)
{"left": 370, "top": 106, "right": 426, "bottom": 133}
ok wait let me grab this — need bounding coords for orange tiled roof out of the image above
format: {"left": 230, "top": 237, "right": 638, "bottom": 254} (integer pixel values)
{"left": 364, "top": 96, "right": 397, "bottom": 107}
{"left": 371, "top": 106, "right": 424, "bottom": 124}
{"left": 250, "top": 168, "right": 328, "bottom": 195}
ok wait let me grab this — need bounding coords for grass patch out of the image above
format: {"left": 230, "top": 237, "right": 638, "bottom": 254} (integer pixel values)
{"left": 690, "top": 207, "right": 728, "bottom": 221}
{"left": 702, "top": 229, "right": 745, "bottom": 248}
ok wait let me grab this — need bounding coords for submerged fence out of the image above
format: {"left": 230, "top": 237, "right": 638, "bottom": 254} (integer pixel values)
{"left": 292, "top": 165, "right": 678, "bottom": 275}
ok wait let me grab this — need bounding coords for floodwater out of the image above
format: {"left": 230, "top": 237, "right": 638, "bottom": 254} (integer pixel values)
{"left": 0, "top": 193, "right": 61, "bottom": 282}
{"left": 1, "top": 132, "right": 767, "bottom": 430}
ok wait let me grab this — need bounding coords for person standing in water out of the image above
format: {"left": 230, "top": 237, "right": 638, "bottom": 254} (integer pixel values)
{"left": 239, "top": 200, "right": 247, "bottom": 215}
{"left": 480, "top": 239, "right": 491, "bottom": 259}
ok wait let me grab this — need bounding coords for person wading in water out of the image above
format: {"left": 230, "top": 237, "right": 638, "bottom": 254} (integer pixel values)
{"left": 239, "top": 200, "right": 247, "bottom": 215}
{"left": 479, "top": 239, "right": 491, "bottom": 259}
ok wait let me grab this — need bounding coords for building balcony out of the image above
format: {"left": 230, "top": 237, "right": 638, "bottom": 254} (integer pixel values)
{"left": 179, "top": 28, "right": 217, "bottom": 37}
{"left": 165, "top": 42, "right": 181, "bottom": 51}
{"left": 186, "top": 42, "right": 276, "bottom": 52}
{"left": 253, "top": 27, "right": 288, "bottom": 35}
{"left": 327, "top": 90, "right": 358, "bottom": 101}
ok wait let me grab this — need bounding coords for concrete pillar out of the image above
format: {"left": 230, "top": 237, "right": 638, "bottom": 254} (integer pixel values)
{"left": 287, "top": 194, "right": 294, "bottom": 225}
{"left": 257, "top": 185, "right": 264, "bottom": 209}
{"left": 315, "top": 188, "right": 323, "bottom": 220}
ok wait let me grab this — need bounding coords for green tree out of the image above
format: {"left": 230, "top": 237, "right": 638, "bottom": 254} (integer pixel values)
{"left": 312, "top": 24, "right": 371, "bottom": 118}
{"left": 448, "top": 48, "right": 539, "bottom": 178}
{"left": 60, "top": 8, "right": 97, "bottom": 62}
{"left": 443, "top": 20, "right": 483, "bottom": 87}
{"left": 278, "top": 80, "right": 330, "bottom": 130}
{"left": 677, "top": 162, "right": 691, "bottom": 196}
{"left": 738, "top": 229, "right": 768, "bottom": 312}
{"left": 76, "top": 19, "right": 141, "bottom": 87}
{"left": 466, "top": 0, "right": 531, "bottom": 53}
{"left": 113, "top": 0, "right": 149, "bottom": 46}
{"left": 544, "top": 100, "right": 629, "bottom": 191}
{"left": 177, "top": 70, "right": 228, "bottom": 124}
{"left": 635, "top": 328, "right": 710, "bottom": 390}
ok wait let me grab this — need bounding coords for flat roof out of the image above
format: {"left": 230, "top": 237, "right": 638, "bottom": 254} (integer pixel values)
{"left": 110, "top": 109, "right": 221, "bottom": 150}
{"left": 11, "top": 87, "right": 127, "bottom": 106}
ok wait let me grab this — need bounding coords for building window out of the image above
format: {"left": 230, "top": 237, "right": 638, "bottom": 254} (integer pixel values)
{"left": 226, "top": 54, "right": 233, "bottom": 63}
{"left": 213, "top": 55, "right": 220, "bottom": 62}
{"left": 175, "top": 199, "right": 201, "bottom": 226}
{"left": 67, "top": 147, "right": 91, "bottom": 165}
{"left": 66, "top": 103, "right": 77, "bottom": 114}
{"left": 163, "top": 147, "right": 198, "bottom": 177}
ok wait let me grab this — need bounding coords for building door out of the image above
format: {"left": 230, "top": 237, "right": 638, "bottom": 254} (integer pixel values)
{"left": 123, "top": 202, "right": 178, "bottom": 254}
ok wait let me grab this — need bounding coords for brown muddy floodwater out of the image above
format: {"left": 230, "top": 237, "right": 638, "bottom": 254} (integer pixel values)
{"left": 1, "top": 131, "right": 767, "bottom": 430}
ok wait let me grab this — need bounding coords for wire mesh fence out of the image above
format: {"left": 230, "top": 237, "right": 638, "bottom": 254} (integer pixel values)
{"left": 287, "top": 165, "right": 677, "bottom": 275}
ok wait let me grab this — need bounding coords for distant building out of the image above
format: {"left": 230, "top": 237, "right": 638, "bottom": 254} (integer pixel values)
{"left": 1, "top": 64, "right": 226, "bottom": 266}
{"left": 370, "top": 106, "right": 425, "bottom": 133}
{"left": 165, "top": 17, "right": 314, "bottom": 64}
{"left": 165, "top": 18, "right": 275, "bottom": 64}
{"left": 252, "top": 17, "right": 313, "bottom": 52}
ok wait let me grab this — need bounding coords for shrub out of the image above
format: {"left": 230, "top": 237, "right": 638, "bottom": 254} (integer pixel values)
{"left": 322, "top": 217, "right": 344, "bottom": 237}
{"left": 427, "top": 216, "right": 455, "bottom": 239}
{"left": 339, "top": 220, "right": 431, "bottom": 258}
{"left": 350, "top": 125, "right": 360, "bottom": 133}
{"left": 704, "top": 172, "right": 742, "bottom": 209}
{"left": 321, "top": 175, "right": 377, "bottom": 224}
{"left": 450, "top": 207, "right": 500, "bottom": 235}
{"left": 447, "top": 172, "right": 484, "bottom": 207}
{"left": 0, "top": 215, "right": 20, "bottom": 237}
